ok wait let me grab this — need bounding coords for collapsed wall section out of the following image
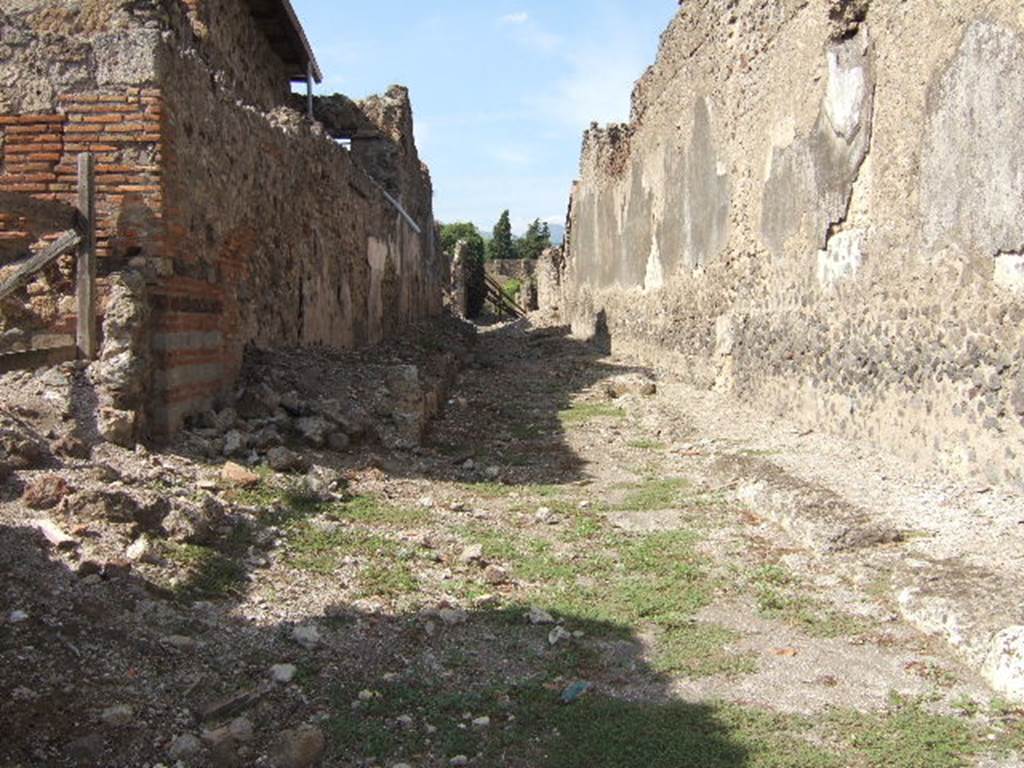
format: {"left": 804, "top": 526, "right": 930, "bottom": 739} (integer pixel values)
{"left": 152, "top": 44, "right": 442, "bottom": 434}
{"left": 557, "top": 0, "right": 1024, "bottom": 488}
{"left": 0, "top": 0, "right": 444, "bottom": 439}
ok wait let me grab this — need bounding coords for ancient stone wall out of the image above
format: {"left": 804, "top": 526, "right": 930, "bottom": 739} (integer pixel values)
{"left": 176, "top": 0, "right": 295, "bottom": 110}
{"left": 0, "top": 0, "right": 443, "bottom": 438}
{"left": 557, "top": 0, "right": 1024, "bottom": 488}
{"left": 485, "top": 259, "right": 536, "bottom": 284}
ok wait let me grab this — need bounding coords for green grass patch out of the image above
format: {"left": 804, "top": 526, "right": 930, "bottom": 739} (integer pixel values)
{"left": 512, "top": 423, "right": 546, "bottom": 441}
{"left": 324, "top": 678, "right": 842, "bottom": 768}
{"left": 166, "top": 542, "right": 247, "bottom": 600}
{"left": 750, "top": 564, "right": 873, "bottom": 638}
{"left": 286, "top": 523, "right": 396, "bottom": 575}
{"left": 459, "top": 481, "right": 517, "bottom": 498}
{"left": 358, "top": 560, "right": 418, "bottom": 598}
{"left": 559, "top": 402, "right": 626, "bottom": 426}
{"left": 613, "top": 476, "right": 693, "bottom": 511}
{"left": 329, "top": 494, "right": 430, "bottom": 527}
{"left": 830, "top": 695, "right": 981, "bottom": 768}
{"left": 651, "top": 623, "right": 757, "bottom": 678}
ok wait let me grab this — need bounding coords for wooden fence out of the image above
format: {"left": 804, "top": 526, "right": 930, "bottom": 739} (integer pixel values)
{"left": 0, "top": 153, "right": 96, "bottom": 372}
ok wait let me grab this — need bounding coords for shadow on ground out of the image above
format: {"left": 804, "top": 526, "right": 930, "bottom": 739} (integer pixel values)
{"left": 384, "top": 320, "right": 655, "bottom": 487}
{"left": 0, "top": 518, "right": 784, "bottom": 768}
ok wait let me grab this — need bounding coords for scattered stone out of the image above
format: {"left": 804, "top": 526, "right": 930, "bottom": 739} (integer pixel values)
{"left": 236, "top": 383, "right": 281, "bottom": 419}
{"left": 204, "top": 716, "right": 254, "bottom": 755}
{"left": 229, "top": 717, "right": 254, "bottom": 742}
{"left": 458, "top": 544, "right": 484, "bottom": 564}
{"left": 168, "top": 734, "right": 202, "bottom": 760}
{"left": 605, "top": 374, "right": 657, "bottom": 398}
{"left": 252, "top": 426, "right": 284, "bottom": 451}
{"left": 223, "top": 430, "right": 246, "bottom": 457}
{"left": 271, "top": 663, "right": 298, "bottom": 684}
{"left": 471, "top": 716, "right": 490, "bottom": 729}
{"left": 484, "top": 466, "right": 500, "bottom": 480}
{"left": 22, "top": 474, "right": 71, "bottom": 510}
{"left": 528, "top": 606, "right": 555, "bottom": 625}
{"left": 396, "top": 714, "right": 414, "bottom": 729}
{"left": 8, "top": 610, "right": 28, "bottom": 623}
{"left": 357, "top": 689, "right": 377, "bottom": 702}
{"left": 294, "top": 416, "right": 331, "bottom": 448}
{"left": 535, "top": 507, "right": 559, "bottom": 525}
{"left": 548, "top": 626, "right": 572, "bottom": 646}
{"left": 438, "top": 608, "right": 467, "bottom": 626}
{"left": 98, "top": 407, "right": 136, "bottom": 447}
{"left": 473, "top": 594, "right": 500, "bottom": 609}
{"left": 53, "top": 432, "right": 89, "bottom": 459}
{"left": 220, "top": 461, "right": 260, "bottom": 487}
{"left": 279, "top": 391, "right": 309, "bottom": 417}
{"left": 126, "top": 535, "right": 159, "bottom": 564}
{"left": 33, "top": 518, "right": 77, "bottom": 550}
{"left": 267, "top": 446, "right": 310, "bottom": 474}
{"left": 418, "top": 496, "right": 434, "bottom": 508}
{"left": 291, "top": 624, "right": 321, "bottom": 649}
{"left": 161, "top": 635, "right": 197, "bottom": 650}
{"left": 269, "top": 725, "right": 325, "bottom": 768}
{"left": 449, "top": 757, "right": 469, "bottom": 767}
{"left": 100, "top": 704, "right": 134, "bottom": 727}
{"left": 560, "top": 681, "right": 591, "bottom": 704}
{"left": 483, "top": 565, "right": 509, "bottom": 585}
{"left": 163, "top": 496, "right": 225, "bottom": 544}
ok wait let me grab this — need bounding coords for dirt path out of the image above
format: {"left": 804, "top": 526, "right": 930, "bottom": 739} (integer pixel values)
{"left": 2, "top": 318, "right": 1023, "bottom": 767}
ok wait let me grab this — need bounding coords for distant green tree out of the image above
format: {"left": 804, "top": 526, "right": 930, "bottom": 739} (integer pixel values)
{"left": 488, "top": 209, "right": 515, "bottom": 261}
{"left": 519, "top": 218, "right": 552, "bottom": 260}
{"left": 440, "top": 222, "right": 486, "bottom": 318}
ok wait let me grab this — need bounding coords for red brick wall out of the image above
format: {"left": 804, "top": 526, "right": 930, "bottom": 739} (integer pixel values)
{"left": 0, "top": 89, "right": 163, "bottom": 259}
{"left": 0, "top": 88, "right": 164, "bottom": 343}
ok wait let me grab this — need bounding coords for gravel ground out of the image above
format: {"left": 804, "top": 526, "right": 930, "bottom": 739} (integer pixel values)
{"left": 0, "top": 316, "right": 1021, "bottom": 767}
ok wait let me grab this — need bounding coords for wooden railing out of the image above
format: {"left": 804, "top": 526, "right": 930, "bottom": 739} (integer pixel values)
{"left": 483, "top": 272, "right": 527, "bottom": 319}
{"left": 0, "top": 153, "right": 96, "bottom": 371}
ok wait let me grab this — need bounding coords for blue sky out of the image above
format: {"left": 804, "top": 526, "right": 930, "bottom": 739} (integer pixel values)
{"left": 291, "top": 1, "right": 677, "bottom": 236}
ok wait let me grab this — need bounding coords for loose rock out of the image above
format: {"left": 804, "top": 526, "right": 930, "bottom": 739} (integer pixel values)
{"left": 270, "top": 663, "right": 297, "bottom": 684}
{"left": 220, "top": 462, "right": 260, "bottom": 487}
{"left": 291, "top": 624, "right": 321, "bottom": 649}
{"left": 269, "top": 725, "right": 325, "bottom": 768}
{"left": 168, "top": 733, "right": 202, "bottom": 760}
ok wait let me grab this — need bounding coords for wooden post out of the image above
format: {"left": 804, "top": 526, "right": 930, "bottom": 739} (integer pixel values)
{"left": 307, "top": 63, "right": 315, "bottom": 120}
{"left": 76, "top": 152, "right": 97, "bottom": 360}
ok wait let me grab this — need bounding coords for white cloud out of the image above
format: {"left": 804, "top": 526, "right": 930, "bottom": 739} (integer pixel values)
{"left": 492, "top": 146, "right": 533, "bottom": 168}
{"left": 536, "top": 47, "right": 642, "bottom": 129}
{"left": 499, "top": 12, "right": 529, "bottom": 25}
{"left": 499, "top": 12, "right": 561, "bottom": 53}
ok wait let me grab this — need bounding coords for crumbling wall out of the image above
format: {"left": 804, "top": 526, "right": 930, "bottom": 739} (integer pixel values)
{"left": 0, "top": 0, "right": 444, "bottom": 438}
{"left": 558, "top": 0, "right": 1024, "bottom": 488}
{"left": 152, "top": 40, "right": 442, "bottom": 432}
{"left": 175, "top": 0, "right": 294, "bottom": 110}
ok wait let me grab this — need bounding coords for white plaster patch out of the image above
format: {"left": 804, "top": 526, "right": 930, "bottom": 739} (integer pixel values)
{"left": 825, "top": 51, "right": 866, "bottom": 140}
{"left": 817, "top": 229, "right": 864, "bottom": 288}
{"left": 366, "top": 237, "right": 390, "bottom": 344}
{"left": 715, "top": 314, "right": 735, "bottom": 357}
{"left": 643, "top": 239, "right": 664, "bottom": 292}
{"left": 993, "top": 253, "right": 1024, "bottom": 292}
{"left": 983, "top": 626, "right": 1024, "bottom": 702}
